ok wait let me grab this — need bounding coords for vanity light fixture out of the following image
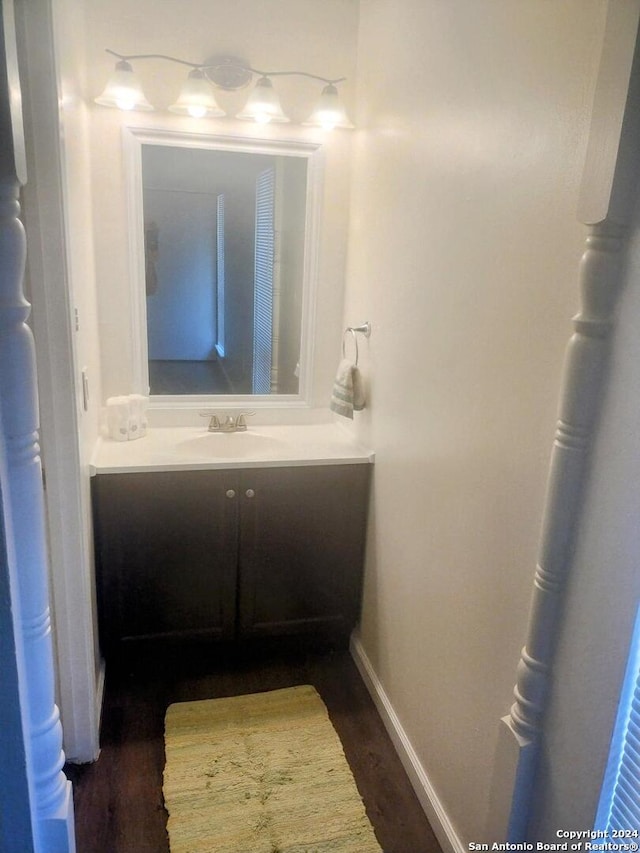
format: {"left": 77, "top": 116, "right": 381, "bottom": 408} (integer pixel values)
{"left": 95, "top": 50, "right": 354, "bottom": 128}
{"left": 236, "top": 76, "right": 290, "bottom": 124}
{"left": 303, "top": 83, "right": 354, "bottom": 130}
{"left": 168, "top": 69, "right": 225, "bottom": 118}
{"left": 94, "top": 59, "right": 154, "bottom": 112}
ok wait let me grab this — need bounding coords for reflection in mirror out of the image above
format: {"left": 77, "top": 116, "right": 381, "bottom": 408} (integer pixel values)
{"left": 140, "top": 144, "right": 308, "bottom": 396}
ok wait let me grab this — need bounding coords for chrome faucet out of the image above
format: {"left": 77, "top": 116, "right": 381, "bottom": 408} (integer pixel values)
{"left": 199, "top": 412, "right": 255, "bottom": 433}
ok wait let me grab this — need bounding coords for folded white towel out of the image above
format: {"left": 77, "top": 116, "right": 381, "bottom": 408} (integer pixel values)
{"left": 129, "top": 394, "right": 149, "bottom": 439}
{"left": 330, "top": 359, "right": 366, "bottom": 419}
{"left": 106, "top": 396, "right": 131, "bottom": 442}
{"left": 106, "top": 394, "right": 150, "bottom": 441}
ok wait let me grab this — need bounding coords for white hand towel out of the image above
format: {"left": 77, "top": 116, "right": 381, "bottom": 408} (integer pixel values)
{"left": 330, "top": 359, "right": 366, "bottom": 419}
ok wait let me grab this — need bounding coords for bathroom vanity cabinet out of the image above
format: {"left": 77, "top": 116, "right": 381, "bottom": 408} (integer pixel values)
{"left": 91, "top": 464, "right": 371, "bottom": 654}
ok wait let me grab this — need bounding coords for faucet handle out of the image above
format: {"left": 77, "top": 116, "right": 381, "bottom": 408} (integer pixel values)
{"left": 198, "top": 412, "right": 221, "bottom": 431}
{"left": 235, "top": 411, "right": 256, "bottom": 431}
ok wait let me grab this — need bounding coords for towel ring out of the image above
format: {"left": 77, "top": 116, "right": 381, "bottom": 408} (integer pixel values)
{"left": 342, "top": 321, "right": 371, "bottom": 366}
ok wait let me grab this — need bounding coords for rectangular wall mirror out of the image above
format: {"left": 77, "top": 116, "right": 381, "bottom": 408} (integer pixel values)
{"left": 124, "top": 128, "right": 322, "bottom": 405}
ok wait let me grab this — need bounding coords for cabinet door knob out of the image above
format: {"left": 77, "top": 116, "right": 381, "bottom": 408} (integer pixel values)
{"left": 226, "top": 489, "right": 236, "bottom": 499}
{"left": 245, "top": 489, "right": 255, "bottom": 499}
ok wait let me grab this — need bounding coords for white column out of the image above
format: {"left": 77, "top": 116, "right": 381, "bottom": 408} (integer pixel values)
{"left": 487, "top": 220, "right": 628, "bottom": 839}
{"left": 486, "top": 2, "right": 640, "bottom": 837}
{"left": 0, "top": 429, "right": 36, "bottom": 852}
{"left": 0, "top": 175, "right": 75, "bottom": 851}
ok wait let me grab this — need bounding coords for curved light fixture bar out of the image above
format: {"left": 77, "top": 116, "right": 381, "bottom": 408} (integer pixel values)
{"left": 234, "top": 68, "right": 347, "bottom": 86}
{"left": 96, "top": 49, "right": 353, "bottom": 128}
{"left": 104, "top": 49, "right": 347, "bottom": 87}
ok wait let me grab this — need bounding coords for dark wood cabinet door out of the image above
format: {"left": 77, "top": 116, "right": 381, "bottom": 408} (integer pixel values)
{"left": 92, "top": 470, "right": 239, "bottom": 651}
{"left": 237, "top": 465, "right": 371, "bottom": 640}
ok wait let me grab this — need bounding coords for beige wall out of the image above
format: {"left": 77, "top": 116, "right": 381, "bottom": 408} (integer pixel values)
{"left": 82, "top": 0, "right": 359, "bottom": 415}
{"left": 53, "top": 0, "right": 103, "bottom": 452}
{"left": 344, "top": 0, "right": 607, "bottom": 844}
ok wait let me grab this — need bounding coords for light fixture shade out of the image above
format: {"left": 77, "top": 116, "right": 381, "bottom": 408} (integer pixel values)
{"left": 303, "top": 83, "right": 354, "bottom": 130}
{"left": 95, "top": 60, "right": 154, "bottom": 112}
{"left": 236, "top": 76, "right": 290, "bottom": 124}
{"left": 168, "top": 69, "right": 225, "bottom": 118}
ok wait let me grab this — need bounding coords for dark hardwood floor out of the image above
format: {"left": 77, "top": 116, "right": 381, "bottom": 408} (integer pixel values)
{"left": 65, "top": 641, "right": 442, "bottom": 853}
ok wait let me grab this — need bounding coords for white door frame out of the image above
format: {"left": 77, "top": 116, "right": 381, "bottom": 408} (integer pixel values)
{"left": 15, "top": 0, "right": 102, "bottom": 763}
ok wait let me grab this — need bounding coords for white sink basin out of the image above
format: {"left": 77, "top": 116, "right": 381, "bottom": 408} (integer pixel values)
{"left": 173, "top": 431, "right": 285, "bottom": 459}
{"left": 91, "top": 423, "right": 375, "bottom": 473}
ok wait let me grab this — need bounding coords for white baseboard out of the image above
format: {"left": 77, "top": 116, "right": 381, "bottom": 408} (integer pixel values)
{"left": 350, "top": 631, "right": 465, "bottom": 853}
{"left": 95, "top": 656, "right": 106, "bottom": 735}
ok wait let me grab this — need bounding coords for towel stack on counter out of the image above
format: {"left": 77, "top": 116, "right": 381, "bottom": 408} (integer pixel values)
{"left": 106, "top": 394, "right": 149, "bottom": 441}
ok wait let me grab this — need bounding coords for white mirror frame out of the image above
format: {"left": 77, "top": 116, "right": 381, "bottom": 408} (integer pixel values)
{"left": 123, "top": 126, "right": 323, "bottom": 410}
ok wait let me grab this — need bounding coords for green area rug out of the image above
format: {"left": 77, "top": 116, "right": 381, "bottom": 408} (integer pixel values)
{"left": 163, "top": 684, "right": 382, "bottom": 852}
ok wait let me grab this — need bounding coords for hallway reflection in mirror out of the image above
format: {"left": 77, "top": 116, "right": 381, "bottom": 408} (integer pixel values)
{"left": 141, "top": 144, "right": 308, "bottom": 396}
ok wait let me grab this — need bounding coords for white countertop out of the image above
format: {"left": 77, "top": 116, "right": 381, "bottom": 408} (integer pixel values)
{"left": 90, "top": 423, "right": 374, "bottom": 475}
